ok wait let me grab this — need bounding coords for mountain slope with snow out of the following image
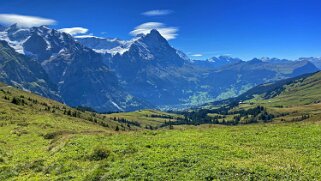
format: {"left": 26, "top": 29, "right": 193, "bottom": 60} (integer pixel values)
{"left": 0, "top": 25, "right": 319, "bottom": 111}
{"left": 0, "top": 40, "right": 59, "bottom": 99}
{"left": 0, "top": 25, "right": 151, "bottom": 112}
{"left": 193, "top": 56, "right": 242, "bottom": 69}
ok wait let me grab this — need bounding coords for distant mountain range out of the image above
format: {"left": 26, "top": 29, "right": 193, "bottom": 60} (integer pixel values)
{"left": 0, "top": 24, "right": 319, "bottom": 112}
{"left": 192, "top": 56, "right": 242, "bottom": 69}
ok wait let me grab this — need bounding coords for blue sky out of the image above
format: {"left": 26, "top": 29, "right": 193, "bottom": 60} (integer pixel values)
{"left": 0, "top": 0, "right": 321, "bottom": 60}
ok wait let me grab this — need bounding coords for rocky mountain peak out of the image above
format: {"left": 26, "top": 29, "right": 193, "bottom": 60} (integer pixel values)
{"left": 138, "top": 29, "right": 168, "bottom": 46}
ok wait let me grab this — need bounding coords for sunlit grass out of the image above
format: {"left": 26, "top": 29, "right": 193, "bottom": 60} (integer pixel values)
{"left": 1, "top": 81, "right": 321, "bottom": 180}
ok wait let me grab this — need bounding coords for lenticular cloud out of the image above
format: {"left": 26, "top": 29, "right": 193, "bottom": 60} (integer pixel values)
{"left": 130, "top": 22, "right": 178, "bottom": 40}
{"left": 0, "top": 14, "right": 56, "bottom": 27}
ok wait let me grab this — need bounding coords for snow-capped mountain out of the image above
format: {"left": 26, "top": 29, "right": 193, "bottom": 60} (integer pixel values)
{"left": 193, "top": 56, "right": 242, "bottom": 69}
{"left": 0, "top": 24, "right": 29, "bottom": 54}
{"left": 0, "top": 40, "right": 59, "bottom": 99}
{"left": 0, "top": 25, "right": 319, "bottom": 111}
{"left": 75, "top": 36, "right": 133, "bottom": 55}
{"left": 254, "top": 57, "right": 321, "bottom": 69}
{"left": 75, "top": 36, "right": 124, "bottom": 50}
{"left": 76, "top": 29, "right": 191, "bottom": 62}
{"left": 0, "top": 25, "right": 150, "bottom": 112}
{"left": 107, "top": 29, "right": 196, "bottom": 106}
{"left": 259, "top": 57, "right": 291, "bottom": 64}
{"left": 0, "top": 24, "right": 84, "bottom": 62}
{"left": 112, "top": 29, "right": 190, "bottom": 65}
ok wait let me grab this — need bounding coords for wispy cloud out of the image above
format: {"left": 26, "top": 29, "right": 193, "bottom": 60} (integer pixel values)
{"left": 130, "top": 22, "right": 178, "bottom": 40}
{"left": 0, "top": 14, "right": 56, "bottom": 28}
{"left": 58, "top": 27, "right": 89, "bottom": 36}
{"left": 142, "top": 9, "right": 173, "bottom": 16}
{"left": 191, "top": 54, "right": 203, "bottom": 57}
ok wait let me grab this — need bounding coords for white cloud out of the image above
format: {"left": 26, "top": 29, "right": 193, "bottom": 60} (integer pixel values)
{"left": 191, "top": 54, "right": 203, "bottom": 57}
{"left": 0, "top": 14, "right": 56, "bottom": 28}
{"left": 58, "top": 27, "right": 89, "bottom": 36}
{"left": 142, "top": 9, "right": 173, "bottom": 16}
{"left": 130, "top": 22, "right": 178, "bottom": 40}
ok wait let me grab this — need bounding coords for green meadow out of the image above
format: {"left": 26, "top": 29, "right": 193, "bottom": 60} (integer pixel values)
{"left": 1, "top": 78, "right": 321, "bottom": 180}
{"left": 1, "top": 119, "right": 321, "bottom": 180}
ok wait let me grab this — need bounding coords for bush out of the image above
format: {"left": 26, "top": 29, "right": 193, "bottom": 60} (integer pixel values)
{"left": 115, "top": 126, "right": 120, "bottom": 131}
{"left": 43, "top": 131, "right": 75, "bottom": 139}
{"left": 11, "top": 97, "right": 25, "bottom": 105}
{"left": 27, "top": 159, "right": 44, "bottom": 172}
{"left": 43, "top": 132, "right": 58, "bottom": 139}
{"left": 90, "top": 147, "right": 111, "bottom": 161}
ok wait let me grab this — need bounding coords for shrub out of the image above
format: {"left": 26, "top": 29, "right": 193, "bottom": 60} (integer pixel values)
{"left": 11, "top": 97, "right": 24, "bottom": 105}
{"left": 43, "top": 132, "right": 58, "bottom": 139}
{"left": 0, "top": 157, "right": 4, "bottom": 163}
{"left": 90, "top": 147, "right": 111, "bottom": 161}
{"left": 115, "top": 126, "right": 120, "bottom": 131}
{"left": 27, "top": 159, "right": 44, "bottom": 172}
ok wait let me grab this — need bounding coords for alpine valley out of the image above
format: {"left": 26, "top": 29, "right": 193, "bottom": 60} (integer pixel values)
{"left": 2, "top": 1, "right": 321, "bottom": 180}
{"left": 0, "top": 25, "right": 319, "bottom": 112}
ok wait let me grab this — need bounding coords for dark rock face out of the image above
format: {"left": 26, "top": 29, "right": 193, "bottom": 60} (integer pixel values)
{"left": 0, "top": 40, "right": 59, "bottom": 99}
{"left": 23, "top": 32, "right": 49, "bottom": 59}
{"left": 36, "top": 28, "right": 150, "bottom": 112}
{"left": 109, "top": 30, "right": 195, "bottom": 107}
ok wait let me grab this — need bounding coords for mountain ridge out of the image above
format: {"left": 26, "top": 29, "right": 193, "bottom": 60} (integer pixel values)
{"left": 0, "top": 25, "right": 151, "bottom": 112}
{"left": 0, "top": 25, "right": 319, "bottom": 112}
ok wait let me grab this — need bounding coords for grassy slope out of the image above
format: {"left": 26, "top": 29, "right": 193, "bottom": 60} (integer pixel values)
{"left": 2, "top": 122, "right": 321, "bottom": 180}
{"left": 239, "top": 71, "right": 321, "bottom": 122}
{"left": 0, "top": 84, "right": 128, "bottom": 130}
{"left": 104, "top": 109, "right": 184, "bottom": 128}
{"left": 1, "top": 83, "right": 321, "bottom": 180}
{"left": 262, "top": 71, "right": 321, "bottom": 106}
